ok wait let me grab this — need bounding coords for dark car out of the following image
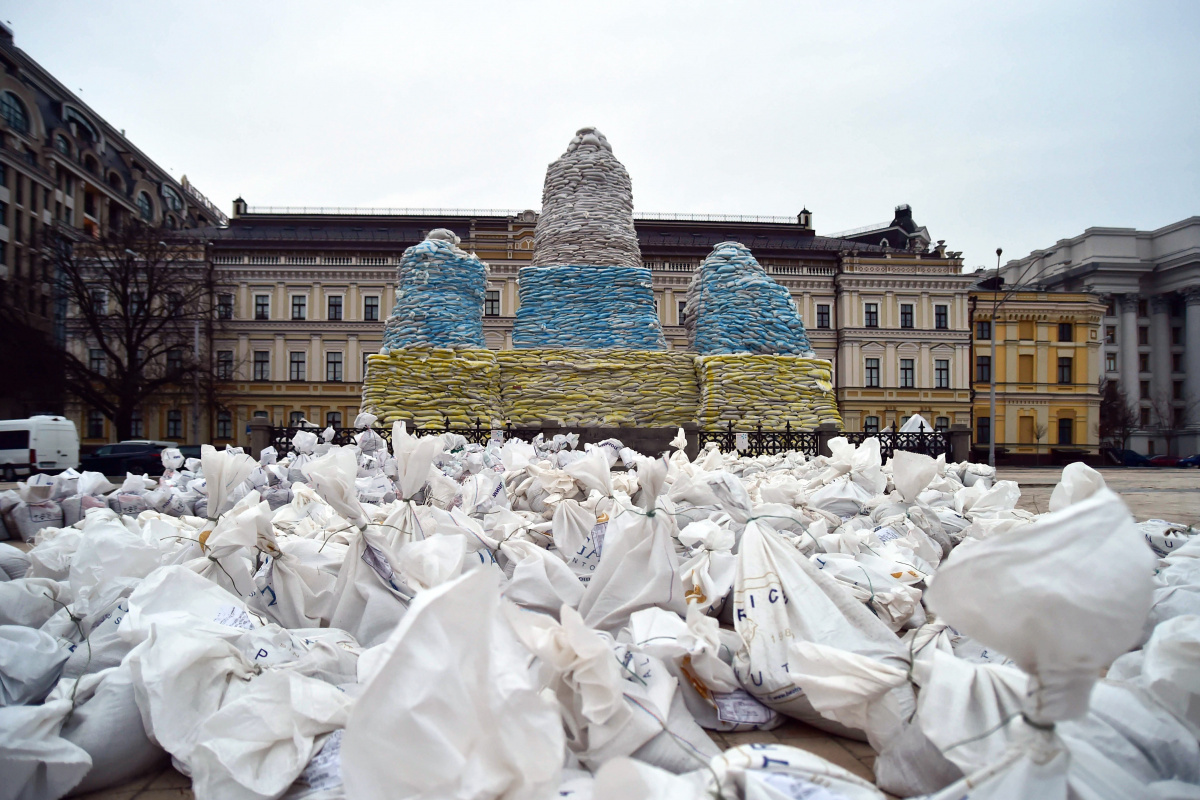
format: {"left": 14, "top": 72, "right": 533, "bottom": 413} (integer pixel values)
{"left": 80, "top": 440, "right": 177, "bottom": 477}
{"left": 1149, "top": 454, "right": 1183, "bottom": 467}
{"left": 1179, "top": 454, "right": 1200, "bottom": 468}
{"left": 1108, "top": 449, "right": 1153, "bottom": 467}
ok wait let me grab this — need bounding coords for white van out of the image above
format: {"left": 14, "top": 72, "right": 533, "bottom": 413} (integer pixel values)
{"left": 0, "top": 416, "right": 80, "bottom": 479}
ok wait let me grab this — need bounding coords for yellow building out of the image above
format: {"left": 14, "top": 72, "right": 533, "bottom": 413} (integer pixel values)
{"left": 970, "top": 290, "right": 1105, "bottom": 461}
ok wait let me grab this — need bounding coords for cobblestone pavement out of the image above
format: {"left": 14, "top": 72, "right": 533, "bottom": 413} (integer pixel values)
{"left": 20, "top": 466, "right": 1198, "bottom": 798}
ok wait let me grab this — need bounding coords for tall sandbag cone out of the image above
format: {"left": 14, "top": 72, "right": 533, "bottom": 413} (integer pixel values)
{"left": 381, "top": 229, "right": 487, "bottom": 351}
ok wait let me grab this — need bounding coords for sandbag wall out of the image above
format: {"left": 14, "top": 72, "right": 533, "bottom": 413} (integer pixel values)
{"left": 361, "top": 349, "right": 502, "bottom": 428}
{"left": 381, "top": 232, "right": 489, "bottom": 351}
{"left": 497, "top": 349, "right": 698, "bottom": 426}
{"left": 510, "top": 266, "right": 667, "bottom": 350}
{"left": 695, "top": 354, "right": 842, "bottom": 429}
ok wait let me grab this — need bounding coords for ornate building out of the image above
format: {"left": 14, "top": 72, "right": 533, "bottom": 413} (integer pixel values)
{"left": 0, "top": 22, "right": 224, "bottom": 421}
{"left": 103, "top": 203, "right": 972, "bottom": 449}
{"left": 999, "top": 217, "right": 1200, "bottom": 455}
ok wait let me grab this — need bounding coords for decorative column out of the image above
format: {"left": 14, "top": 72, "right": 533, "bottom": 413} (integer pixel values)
{"left": 1185, "top": 288, "right": 1200, "bottom": 428}
{"left": 1118, "top": 294, "right": 1140, "bottom": 412}
{"left": 1150, "top": 295, "right": 1172, "bottom": 419}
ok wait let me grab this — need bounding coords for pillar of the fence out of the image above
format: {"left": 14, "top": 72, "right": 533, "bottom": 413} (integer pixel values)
{"left": 815, "top": 422, "right": 840, "bottom": 458}
{"left": 248, "top": 418, "right": 273, "bottom": 460}
{"left": 949, "top": 424, "right": 972, "bottom": 462}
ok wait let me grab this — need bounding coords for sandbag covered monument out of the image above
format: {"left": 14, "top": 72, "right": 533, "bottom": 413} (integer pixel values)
{"left": 362, "top": 126, "right": 841, "bottom": 430}
{"left": 361, "top": 229, "right": 502, "bottom": 428}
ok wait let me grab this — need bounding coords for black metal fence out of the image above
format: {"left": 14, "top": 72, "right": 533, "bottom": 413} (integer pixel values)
{"left": 842, "top": 429, "right": 951, "bottom": 461}
{"left": 269, "top": 420, "right": 540, "bottom": 454}
{"left": 697, "top": 422, "right": 818, "bottom": 458}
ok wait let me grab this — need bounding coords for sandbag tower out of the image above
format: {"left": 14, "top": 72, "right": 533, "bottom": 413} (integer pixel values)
{"left": 361, "top": 229, "right": 502, "bottom": 427}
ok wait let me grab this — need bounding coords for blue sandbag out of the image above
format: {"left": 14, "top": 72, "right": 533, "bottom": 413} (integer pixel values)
{"left": 512, "top": 265, "right": 667, "bottom": 350}
{"left": 381, "top": 237, "right": 487, "bottom": 351}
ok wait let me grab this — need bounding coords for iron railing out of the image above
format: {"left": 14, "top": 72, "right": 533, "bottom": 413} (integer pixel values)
{"left": 842, "top": 430, "right": 951, "bottom": 461}
{"left": 270, "top": 420, "right": 541, "bottom": 455}
{"left": 697, "top": 422, "right": 818, "bottom": 457}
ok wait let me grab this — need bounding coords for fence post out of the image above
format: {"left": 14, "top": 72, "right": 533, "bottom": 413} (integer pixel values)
{"left": 816, "top": 422, "right": 840, "bottom": 458}
{"left": 248, "top": 417, "right": 272, "bottom": 460}
{"left": 949, "top": 424, "right": 972, "bottom": 462}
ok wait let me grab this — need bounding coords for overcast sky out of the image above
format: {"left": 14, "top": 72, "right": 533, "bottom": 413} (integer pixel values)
{"left": 7, "top": 1, "right": 1198, "bottom": 267}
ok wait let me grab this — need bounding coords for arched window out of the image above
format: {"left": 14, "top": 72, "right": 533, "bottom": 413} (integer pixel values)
{"left": 83, "top": 154, "right": 99, "bottom": 175}
{"left": 136, "top": 191, "right": 153, "bottom": 221}
{"left": 54, "top": 134, "right": 71, "bottom": 156}
{"left": 108, "top": 172, "right": 124, "bottom": 191}
{"left": 162, "top": 185, "right": 183, "bottom": 212}
{"left": 1, "top": 92, "right": 30, "bottom": 133}
{"left": 164, "top": 214, "right": 176, "bottom": 229}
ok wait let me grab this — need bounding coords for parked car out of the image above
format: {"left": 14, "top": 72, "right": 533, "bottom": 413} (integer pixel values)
{"left": 1108, "top": 449, "right": 1153, "bottom": 467}
{"left": 0, "top": 416, "right": 80, "bottom": 479}
{"left": 1149, "top": 454, "right": 1183, "bottom": 467}
{"left": 1179, "top": 453, "right": 1200, "bottom": 468}
{"left": 80, "top": 440, "right": 177, "bottom": 477}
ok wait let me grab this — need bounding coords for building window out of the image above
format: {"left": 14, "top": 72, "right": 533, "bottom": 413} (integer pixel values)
{"left": 864, "top": 415, "right": 880, "bottom": 433}
{"left": 1140, "top": 407, "right": 1150, "bottom": 426}
{"left": 1105, "top": 325, "right": 1116, "bottom": 344}
{"left": 54, "top": 134, "right": 70, "bottom": 156}
{"left": 977, "top": 416, "right": 990, "bottom": 445}
{"left": 976, "top": 320, "right": 991, "bottom": 340}
{"left": 217, "top": 350, "right": 233, "bottom": 380}
{"left": 935, "top": 359, "right": 950, "bottom": 389}
{"left": 254, "top": 295, "right": 270, "bottom": 320}
{"left": 1058, "top": 322, "right": 1073, "bottom": 342}
{"left": 865, "top": 358, "right": 880, "bottom": 388}
{"left": 1138, "top": 299, "right": 1148, "bottom": 318}
{"left": 1057, "top": 357, "right": 1072, "bottom": 384}
{"left": 216, "top": 411, "right": 232, "bottom": 440}
{"left": 167, "top": 348, "right": 184, "bottom": 372}
{"left": 130, "top": 410, "right": 143, "bottom": 438}
{"left": 87, "top": 410, "right": 104, "bottom": 439}
{"left": 326, "top": 352, "right": 343, "bottom": 382}
{"left": 253, "top": 410, "right": 268, "bottom": 419}
{"left": 1057, "top": 417, "right": 1073, "bottom": 445}
{"left": 900, "top": 358, "right": 915, "bottom": 388}
{"left": 935, "top": 416, "right": 950, "bottom": 432}
{"left": 1172, "top": 327, "right": 1183, "bottom": 346}
{"left": 166, "top": 410, "right": 183, "bottom": 440}
{"left": 864, "top": 303, "right": 879, "bottom": 328}
{"left": 136, "top": 192, "right": 153, "bottom": 221}
{"left": 1139, "top": 354, "right": 1150, "bottom": 373}
{"left": 327, "top": 296, "right": 343, "bottom": 320}
{"left": 1173, "top": 353, "right": 1183, "bottom": 373}
{"left": 485, "top": 289, "right": 501, "bottom": 317}
{"left": 1018, "top": 320, "right": 1034, "bottom": 340}
{"left": 1138, "top": 326, "right": 1149, "bottom": 346}
{"left": 291, "top": 295, "right": 307, "bottom": 320}
{"left": 217, "top": 294, "right": 234, "bottom": 319}
{"left": 1175, "top": 407, "right": 1187, "bottom": 428}
{"left": 900, "top": 304, "right": 914, "bottom": 329}
{"left": 1, "top": 92, "right": 29, "bottom": 133}
{"left": 1174, "top": 381, "right": 1185, "bottom": 400}
{"left": 0, "top": 200, "right": 6, "bottom": 227}
{"left": 130, "top": 292, "right": 146, "bottom": 317}
{"left": 1105, "top": 352, "right": 1117, "bottom": 372}
{"left": 326, "top": 411, "right": 342, "bottom": 428}
{"left": 935, "top": 304, "right": 949, "bottom": 330}
{"left": 253, "top": 351, "right": 270, "bottom": 381}
{"left": 89, "top": 348, "right": 106, "bottom": 376}
{"left": 289, "top": 352, "right": 306, "bottom": 381}
{"left": 678, "top": 300, "right": 687, "bottom": 325}
{"left": 290, "top": 411, "right": 306, "bottom": 427}
{"left": 816, "top": 304, "right": 830, "bottom": 329}
{"left": 364, "top": 296, "right": 379, "bottom": 321}
{"left": 976, "top": 355, "right": 991, "bottom": 383}
{"left": 1140, "top": 379, "right": 1150, "bottom": 398}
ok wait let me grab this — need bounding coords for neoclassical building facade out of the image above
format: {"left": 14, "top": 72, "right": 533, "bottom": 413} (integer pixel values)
{"left": 1000, "top": 217, "right": 1200, "bottom": 455}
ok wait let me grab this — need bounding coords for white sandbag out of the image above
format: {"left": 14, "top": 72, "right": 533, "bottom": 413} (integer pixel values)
{"left": 0, "top": 625, "right": 69, "bottom": 705}
{"left": 190, "top": 670, "right": 352, "bottom": 800}
{"left": 592, "top": 757, "right": 706, "bottom": 800}
{"left": 68, "top": 517, "right": 162, "bottom": 617}
{"left": 578, "top": 457, "right": 686, "bottom": 633}
{"left": 552, "top": 499, "right": 601, "bottom": 585}
{"left": 106, "top": 473, "right": 152, "bottom": 517}
{"left": 890, "top": 449, "right": 938, "bottom": 503}
{"left": 710, "top": 742, "right": 887, "bottom": 799}
{"left": 0, "top": 542, "right": 29, "bottom": 580}
{"left": 732, "top": 520, "right": 912, "bottom": 736}
{"left": 56, "top": 665, "right": 167, "bottom": 795}
{"left": 342, "top": 569, "right": 563, "bottom": 800}
{"left": 0, "top": 576, "right": 68, "bottom": 627}
{"left": 1122, "top": 614, "right": 1200, "bottom": 738}
{"left": 500, "top": 538, "right": 583, "bottom": 617}
{"left": 677, "top": 519, "right": 736, "bottom": 616}
{"left": 921, "top": 489, "right": 1157, "bottom": 798}
{"left": 1049, "top": 461, "right": 1107, "bottom": 512}
{"left": 253, "top": 537, "right": 338, "bottom": 630}
{"left": 61, "top": 596, "right": 132, "bottom": 679}
{"left": 198, "top": 444, "right": 258, "bottom": 542}
{"left": 8, "top": 481, "right": 64, "bottom": 542}
{"left": 0, "top": 699, "right": 92, "bottom": 800}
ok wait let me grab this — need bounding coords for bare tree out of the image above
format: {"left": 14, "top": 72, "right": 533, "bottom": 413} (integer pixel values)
{"left": 49, "top": 223, "right": 220, "bottom": 441}
{"left": 1098, "top": 378, "right": 1137, "bottom": 451}
{"left": 1034, "top": 422, "right": 1048, "bottom": 467}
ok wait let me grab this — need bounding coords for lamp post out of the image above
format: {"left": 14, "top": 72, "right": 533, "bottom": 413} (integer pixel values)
{"left": 989, "top": 247, "right": 1001, "bottom": 468}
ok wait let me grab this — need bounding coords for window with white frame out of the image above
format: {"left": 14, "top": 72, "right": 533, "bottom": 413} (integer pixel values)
{"left": 485, "top": 290, "right": 500, "bottom": 317}
{"left": 217, "top": 350, "right": 233, "bottom": 380}
{"left": 900, "top": 358, "right": 915, "bottom": 388}
{"left": 327, "top": 296, "right": 342, "bottom": 321}
{"left": 291, "top": 295, "right": 307, "bottom": 320}
{"left": 364, "top": 296, "right": 379, "bottom": 321}
{"left": 254, "top": 295, "right": 270, "bottom": 320}
{"left": 167, "top": 410, "right": 183, "bottom": 439}
{"left": 865, "top": 358, "right": 880, "bottom": 388}
{"left": 864, "top": 415, "right": 880, "bottom": 433}
{"left": 289, "top": 351, "right": 306, "bottom": 381}
{"left": 864, "top": 303, "right": 879, "bottom": 328}
{"left": 89, "top": 348, "right": 106, "bottom": 376}
{"left": 326, "top": 352, "right": 343, "bottom": 382}
{"left": 935, "top": 359, "right": 950, "bottom": 389}
{"left": 253, "top": 351, "right": 270, "bottom": 381}
{"left": 900, "top": 303, "right": 914, "bottom": 329}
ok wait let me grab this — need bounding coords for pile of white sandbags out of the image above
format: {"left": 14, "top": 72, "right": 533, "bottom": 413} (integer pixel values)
{"left": 0, "top": 429, "right": 1196, "bottom": 800}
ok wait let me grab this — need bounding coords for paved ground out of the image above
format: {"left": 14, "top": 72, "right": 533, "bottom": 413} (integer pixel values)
{"left": 15, "top": 465, "right": 1198, "bottom": 798}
